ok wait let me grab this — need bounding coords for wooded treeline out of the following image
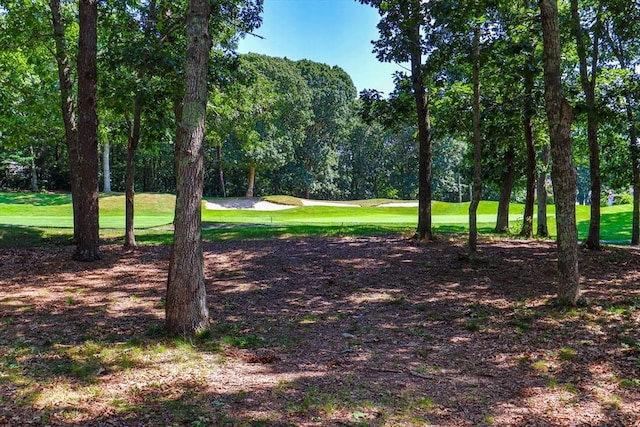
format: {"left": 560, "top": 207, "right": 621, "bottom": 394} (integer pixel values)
{"left": 3, "top": 0, "right": 638, "bottom": 211}
{"left": 0, "top": 0, "right": 425, "bottom": 202}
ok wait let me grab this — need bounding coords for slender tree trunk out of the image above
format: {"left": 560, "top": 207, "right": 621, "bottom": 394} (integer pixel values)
{"left": 469, "top": 17, "right": 482, "bottom": 252}
{"left": 216, "top": 142, "right": 226, "bottom": 197}
{"left": 49, "top": 0, "right": 81, "bottom": 241}
{"left": 166, "top": 0, "right": 211, "bottom": 336}
{"left": 539, "top": 0, "right": 580, "bottom": 306}
{"left": 74, "top": 0, "right": 101, "bottom": 261}
{"left": 124, "top": 96, "right": 143, "bottom": 248}
{"left": 29, "top": 145, "right": 38, "bottom": 192}
{"left": 633, "top": 147, "right": 640, "bottom": 245}
{"left": 303, "top": 159, "right": 312, "bottom": 200}
{"left": 495, "top": 148, "right": 515, "bottom": 234}
{"left": 103, "top": 140, "right": 111, "bottom": 193}
{"left": 246, "top": 165, "right": 256, "bottom": 198}
{"left": 124, "top": 0, "right": 157, "bottom": 248}
{"left": 521, "top": 61, "right": 536, "bottom": 238}
{"left": 409, "top": 25, "right": 432, "bottom": 241}
{"left": 607, "top": 34, "right": 639, "bottom": 244}
{"left": 626, "top": 96, "right": 640, "bottom": 246}
{"left": 584, "top": 104, "right": 601, "bottom": 248}
{"left": 571, "top": 0, "right": 602, "bottom": 250}
{"left": 537, "top": 144, "right": 550, "bottom": 237}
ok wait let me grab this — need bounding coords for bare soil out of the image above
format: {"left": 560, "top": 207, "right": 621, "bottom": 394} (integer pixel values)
{"left": 1, "top": 235, "right": 639, "bottom": 426}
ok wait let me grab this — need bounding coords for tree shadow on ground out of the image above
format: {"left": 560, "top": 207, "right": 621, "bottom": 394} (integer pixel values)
{"left": 0, "top": 192, "right": 72, "bottom": 206}
{"left": 577, "top": 209, "right": 634, "bottom": 242}
{"left": 0, "top": 237, "right": 639, "bottom": 426}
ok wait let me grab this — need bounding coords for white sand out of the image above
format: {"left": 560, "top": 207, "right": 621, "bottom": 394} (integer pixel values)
{"left": 204, "top": 198, "right": 417, "bottom": 210}
{"left": 205, "top": 200, "right": 295, "bottom": 211}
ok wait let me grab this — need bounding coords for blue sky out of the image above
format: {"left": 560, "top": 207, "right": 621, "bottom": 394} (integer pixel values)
{"left": 236, "top": 0, "right": 405, "bottom": 95}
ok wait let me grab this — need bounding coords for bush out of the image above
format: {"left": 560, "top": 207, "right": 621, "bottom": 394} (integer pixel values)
{"left": 615, "top": 193, "right": 633, "bottom": 205}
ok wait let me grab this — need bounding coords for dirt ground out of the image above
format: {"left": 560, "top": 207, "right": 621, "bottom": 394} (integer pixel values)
{"left": 1, "top": 235, "right": 639, "bottom": 426}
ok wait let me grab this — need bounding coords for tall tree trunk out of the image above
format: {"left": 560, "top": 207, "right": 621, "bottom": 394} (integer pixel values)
{"left": 49, "top": 0, "right": 81, "bottom": 241}
{"left": 571, "top": 0, "right": 602, "bottom": 250}
{"left": 469, "top": 17, "right": 482, "bottom": 252}
{"left": 632, "top": 126, "right": 640, "bottom": 245}
{"left": 166, "top": 0, "right": 211, "bottom": 336}
{"left": 607, "top": 32, "right": 639, "bottom": 244}
{"left": 246, "top": 165, "right": 256, "bottom": 198}
{"left": 29, "top": 145, "right": 38, "bottom": 192}
{"left": 124, "top": 0, "right": 157, "bottom": 248}
{"left": 539, "top": 0, "right": 580, "bottom": 306}
{"left": 495, "top": 148, "right": 516, "bottom": 234}
{"left": 216, "top": 142, "right": 226, "bottom": 197}
{"left": 521, "top": 59, "right": 536, "bottom": 238}
{"left": 537, "top": 144, "right": 550, "bottom": 237}
{"left": 124, "top": 98, "right": 142, "bottom": 248}
{"left": 103, "top": 140, "right": 111, "bottom": 193}
{"left": 73, "top": 0, "right": 101, "bottom": 261}
{"left": 409, "top": 21, "right": 432, "bottom": 241}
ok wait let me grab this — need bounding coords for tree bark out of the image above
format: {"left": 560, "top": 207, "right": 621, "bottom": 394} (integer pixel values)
{"left": 166, "top": 0, "right": 211, "bottom": 336}
{"left": 124, "top": 98, "right": 142, "bottom": 248}
{"left": 494, "top": 148, "right": 515, "bottom": 234}
{"left": 409, "top": 14, "right": 432, "bottom": 241}
{"left": 571, "top": 0, "right": 602, "bottom": 250}
{"left": 217, "top": 142, "right": 226, "bottom": 197}
{"left": 469, "top": 17, "right": 482, "bottom": 252}
{"left": 103, "top": 140, "right": 111, "bottom": 193}
{"left": 246, "top": 165, "right": 256, "bottom": 198}
{"left": 49, "top": 0, "right": 81, "bottom": 241}
{"left": 73, "top": 0, "right": 101, "bottom": 261}
{"left": 539, "top": 0, "right": 580, "bottom": 306}
{"left": 30, "top": 145, "right": 38, "bottom": 192}
{"left": 632, "top": 123, "right": 640, "bottom": 245}
{"left": 124, "top": 0, "right": 157, "bottom": 248}
{"left": 521, "top": 59, "right": 536, "bottom": 239}
{"left": 606, "top": 31, "right": 639, "bottom": 244}
{"left": 536, "top": 144, "right": 550, "bottom": 237}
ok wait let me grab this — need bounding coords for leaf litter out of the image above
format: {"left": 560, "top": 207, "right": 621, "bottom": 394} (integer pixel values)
{"left": 0, "top": 236, "right": 639, "bottom": 426}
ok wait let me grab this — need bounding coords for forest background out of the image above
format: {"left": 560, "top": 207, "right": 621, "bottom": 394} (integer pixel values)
{"left": 2, "top": 0, "right": 638, "bottom": 212}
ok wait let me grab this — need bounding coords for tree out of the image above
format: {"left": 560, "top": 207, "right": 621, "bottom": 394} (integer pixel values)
{"left": 0, "top": 1, "right": 64, "bottom": 193}
{"left": 537, "top": 143, "right": 550, "bottom": 237}
{"left": 165, "top": 0, "right": 211, "bottom": 336}
{"left": 520, "top": 42, "right": 538, "bottom": 239}
{"left": 360, "top": 0, "right": 432, "bottom": 240}
{"left": 294, "top": 60, "right": 357, "bottom": 199}
{"left": 468, "top": 7, "right": 482, "bottom": 251}
{"left": 217, "top": 54, "right": 311, "bottom": 198}
{"left": 73, "top": 0, "right": 101, "bottom": 261}
{"left": 570, "top": 0, "right": 603, "bottom": 250}
{"left": 539, "top": 0, "right": 580, "bottom": 305}
{"left": 603, "top": 0, "right": 640, "bottom": 244}
{"left": 100, "top": 0, "right": 185, "bottom": 247}
{"left": 49, "top": 0, "right": 81, "bottom": 241}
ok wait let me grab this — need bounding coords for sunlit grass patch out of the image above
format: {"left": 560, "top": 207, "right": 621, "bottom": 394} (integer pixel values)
{"left": 558, "top": 347, "right": 578, "bottom": 361}
{"left": 600, "top": 394, "right": 623, "bottom": 410}
{"left": 531, "top": 359, "right": 553, "bottom": 373}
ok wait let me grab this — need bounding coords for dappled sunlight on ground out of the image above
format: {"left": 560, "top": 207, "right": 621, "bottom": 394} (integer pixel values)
{"left": 1, "top": 237, "right": 639, "bottom": 425}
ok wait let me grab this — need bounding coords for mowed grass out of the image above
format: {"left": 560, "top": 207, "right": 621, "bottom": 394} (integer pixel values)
{"left": 0, "top": 191, "right": 634, "bottom": 246}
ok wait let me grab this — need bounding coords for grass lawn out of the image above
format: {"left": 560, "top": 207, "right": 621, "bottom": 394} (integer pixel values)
{"left": 0, "top": 191, "right": 632, "bottom": 246}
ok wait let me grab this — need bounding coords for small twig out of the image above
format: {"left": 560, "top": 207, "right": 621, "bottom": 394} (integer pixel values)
{"left": 409, "top": 370, "right": 434, "bottom": 379}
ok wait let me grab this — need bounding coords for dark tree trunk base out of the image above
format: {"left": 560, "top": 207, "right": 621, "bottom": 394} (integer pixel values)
{"left": 72, "top": 247, "right": 102, "bottom": 262}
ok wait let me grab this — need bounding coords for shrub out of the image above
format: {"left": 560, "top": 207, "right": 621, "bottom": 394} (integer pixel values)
{"left": 615, "top": 193, "right": 633, "bottom": 205}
